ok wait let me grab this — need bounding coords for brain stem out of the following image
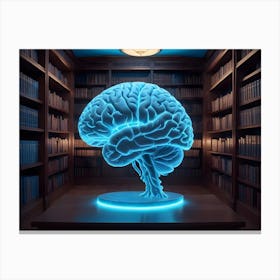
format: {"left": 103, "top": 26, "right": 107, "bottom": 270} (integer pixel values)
{"left": 134, "top": 154, "right": 168, "bottom": 199}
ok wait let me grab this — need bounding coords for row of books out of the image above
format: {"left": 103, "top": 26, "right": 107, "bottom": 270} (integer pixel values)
{"left": 49, "top": 91, "right": 69, "bottom": 112}
{"left": 181, "top": 157, "right": 200, "bottom": 168}
{"left": 49, "top": 62, "right": 68, "bottom": 85}
{"left": 75, "top": 167, "right": 102, "bottom": 177}
{"left": 75, "top": 149, "right": 102, "bottom": 157}
{"left": 48, "top": 114, "right": 68, "bottom": 131}
{"left": 239, "top": 106, "right": 261, "bottom": 127}
{"left": 20, "top": 140, "right": 39, "bottom": 165}
{"left": 240, "top": 79, "right": 261, "bottom": 105}
{"left": 74, "top": 139, "right": 91, "bottom": 148}
{"left": 20, "top": 175, "right": 39, "bottom": 205}
{"left": 112, "top": 76, "right": 150, "bottom": 84}
{"left": 154, "top": 72, "right": 202, "bottom": 85}
{"left": 165, "top": 87, "right": 202, "bottom": 98}
{"left": 184, "top": 149, "right": 200, "bottom": 157}
{"left": 192, "top": 139, "right": 202, "bottom": 148}
{"left": 211, "top": 59, "right": 233, "bottom": 85}
{"left": 239, "top": 163, "right": 260, "bottom": 186}
{"left": 211, "top": 155, "right": 232, "bottom": 175}
{"left": 48, "top": 156, "right": 68, "bottom": 176}
{"left": 48, "top": 137, "right": 69, "bottom": 154}
{"left": 211, "top": 91, "right": 233, "bottom": 112}
{"left": 238, "top": 135, "right": 261, "bottom": 158}
{"left": 211, "top": 113, "right": 232, "bottom": 131}
{"left": 47, "top": 172, "right": 68, "bottom": 194}
{"left": 20, "top": 105, "right": 39, "bottom": 128}
{"left": 211, "top": 137, "right": 233, "bottom": 153}
{"left": 76, "top": 72, "right": 107, "bottom": 85}
{"left": 20, "top": 49, "right": 39, "bottom": 62}
{"left": 184, "top": 103, "right": 202, "bottom": 115}
{"left": 75, "top": 157, "right": 101, "bottom": 167}
{"left": 238, "top": 183, "right": 261, "bottom": 210}
{"left": 75, "top": 87, "right": 105, "bottom": 99}
{"left": 212, "top": 171, "right": 232, "bottom": 195}
{"left": 20, "top": 72, "right": 39, "bottom": 99}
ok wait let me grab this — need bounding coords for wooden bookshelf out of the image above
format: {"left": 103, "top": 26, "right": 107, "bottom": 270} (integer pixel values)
{"left": 203, "top": 49, "right": 261, "bottom": 229}
{"left": 20, "top": 49, "right": 75, "bottom": 228}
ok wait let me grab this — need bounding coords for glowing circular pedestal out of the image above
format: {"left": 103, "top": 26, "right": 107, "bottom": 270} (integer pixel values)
{"left": 97, "top": 191, "right": 184, "bottom": 211}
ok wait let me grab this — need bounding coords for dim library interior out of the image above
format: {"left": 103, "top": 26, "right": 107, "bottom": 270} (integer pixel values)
{"left": 20, "top": 49, "right": 261, "bottom": 230}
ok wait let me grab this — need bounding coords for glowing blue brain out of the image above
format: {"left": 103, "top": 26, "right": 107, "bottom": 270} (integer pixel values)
{"left": 78, "top": 82, "right": 194, "bottom": 198}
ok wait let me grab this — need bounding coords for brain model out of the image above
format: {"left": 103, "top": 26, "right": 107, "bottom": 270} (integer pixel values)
{"left": 78, "top": 82, "right": 194, "bottom": 198}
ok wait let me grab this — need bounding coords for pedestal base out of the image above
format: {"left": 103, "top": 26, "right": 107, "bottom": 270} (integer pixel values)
{"left": 96, "top": 191, "right": 184, "bottom": 211}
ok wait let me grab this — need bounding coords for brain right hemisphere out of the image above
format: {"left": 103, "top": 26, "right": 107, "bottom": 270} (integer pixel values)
{"left": 78, "top": 82, "right": 194, "bottom": 176}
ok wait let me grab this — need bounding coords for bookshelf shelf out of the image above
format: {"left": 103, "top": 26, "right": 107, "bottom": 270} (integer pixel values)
{"left": 210, "top": 107, "right": 232, "bottom": 116}
{"left": 48, "top": 152, "right": 69, "bottom": 158}
{"left": 49, "top": 72, "right": 71, "bottom": 92}
{"left": 240, "top": 96, "right": 261, "bottom": 108}
{"left": 237, "top": 124, "right": 261, "bottom": 130}
{"left": 21, "top": 162, "right": 43, "bottom": 171}
{"left": 237, "top": 177, "right": 260, "bottom": 190}
{"left": 208, "top": 128, "right": 233, "bottom": 134}
{"left": 236, "top": 50, "right": 261, "bottom": 69}
{"left": 207, "top": 49, "right": 231, "bottom": 72}
{"left": 48, "top": 130, "right": 70, "bottom": 134}
{"left": 210, "top": 151, "right": 232, "bottom": 157}
{"left": 20, "top": 127, "right": 44, "bottom": 133}
{"left": 209, "top": 71, "right": 232, "bottom": 92}
{"left": 20, "top": 54, "right": 45, "bottom": 76}
{"left": 49, "top": 50, "right": 71, "bottom": 71}
{"left": 211, "top": 167, "right": 232, "bottom": 177}
{"left": 48, "top": 167, "right": 69, "bottom": 177}
{"left": 48, "top": 104, "right": 69, "bottom": 115}
{"left": 237, "top": 155, "right": 261, "bottom": 162}
{"left": 20, "top": 95, "right": 43, "bottom": 107}
{"left": 242, "top": 68, "right": 261, "bottom": 83}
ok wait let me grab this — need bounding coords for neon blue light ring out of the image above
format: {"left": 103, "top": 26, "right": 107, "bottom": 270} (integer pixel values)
{"left": 96, "top": 196, "right": 184, "bottom": 211}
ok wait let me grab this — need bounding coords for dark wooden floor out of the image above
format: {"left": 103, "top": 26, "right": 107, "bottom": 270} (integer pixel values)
{"left": 20, "top": 183, "right": 259, "bottom": 230}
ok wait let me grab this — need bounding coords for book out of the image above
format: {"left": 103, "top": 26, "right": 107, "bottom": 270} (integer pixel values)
{"left": 20, "top": 175, "right": 39, "bottom": 205}
{"left": 212, "top": 171, "right": 232, "bottom": 195}
{"left": 20, "top": 140, "right": 39, "bottom": 165}
{"left": 20, "top": 105, "right": 39, "bottom": 128}
{"left": 20, "top": 72, "right": 39, "bottom": 99}
{"left": 48, "top": 137, "right": 68, "bottom": 154}
{"left": 49, "top": 90, "right": 69, "bottom": 112}
{"left": 211, "top": 137, "right": 233, "bottom": 153}
{"left": 239, "top": 106, "right": 261, "bottom": 127}
{"left": 238, "top": 135, "right": 261, "bottom": 158}
{"left": 211, "top": 59, "right": 233, "bottom": 85}
{"left": 211, "top": 155, "right": 232, "bottom": 175}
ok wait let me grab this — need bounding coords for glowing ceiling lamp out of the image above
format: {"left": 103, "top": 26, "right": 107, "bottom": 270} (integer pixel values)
{"left": 121, "top": 49, "right": 160, "bottom": 57}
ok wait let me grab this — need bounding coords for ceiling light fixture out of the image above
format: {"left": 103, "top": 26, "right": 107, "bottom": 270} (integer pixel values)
{"left": 121, "top": 49, "right": 160, "bottom": 57}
